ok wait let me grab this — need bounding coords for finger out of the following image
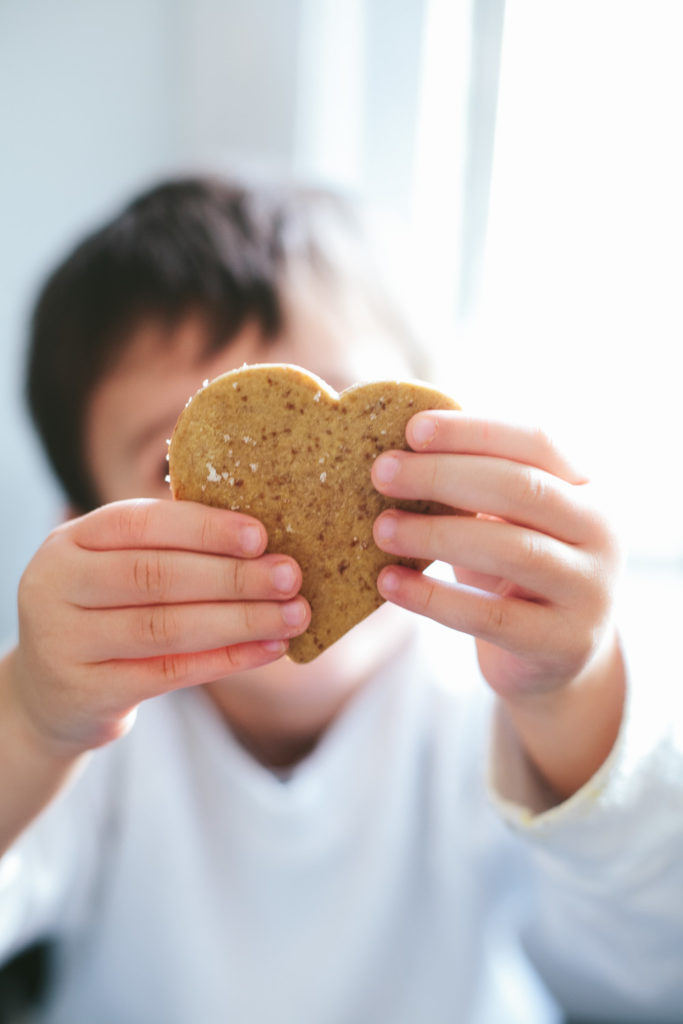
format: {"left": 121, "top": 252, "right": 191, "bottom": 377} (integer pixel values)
{"left": 406, "top": 411, "right": 587, "bottom": 484}
{"left": 79, "top": 597, "right": 310, "bottom": 661}
{"left": 70, "top": 498, "right": 267, "bottom": 558}
{"left": 91, "top": 639, "right": 290, "bottom": 701}
{"left": 372, "top": 451, "right": 595, "bottom": 545}
{"left": 374, "top": 511, "right": 584, "bottom": 604}
{"left": 68, "top": 549, "right": 302, "bottom": 608}
{"left": 377, "top": 565, "right": 552, "bottom": 651}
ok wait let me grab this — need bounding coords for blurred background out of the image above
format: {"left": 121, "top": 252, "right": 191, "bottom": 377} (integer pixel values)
{"left": 1, "top": 0, "right": 681, "bottom": 642}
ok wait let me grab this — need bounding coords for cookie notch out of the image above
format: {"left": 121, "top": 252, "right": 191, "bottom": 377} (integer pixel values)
{"left": 168, "top": 363, "right": 462, "bottom": 662}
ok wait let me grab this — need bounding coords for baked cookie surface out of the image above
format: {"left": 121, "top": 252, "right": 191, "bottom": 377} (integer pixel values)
{"left": 168, "top": 364, "right": 461, "bottom": 662}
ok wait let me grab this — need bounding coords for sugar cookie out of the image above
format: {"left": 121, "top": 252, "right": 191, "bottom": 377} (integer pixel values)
{"left": 168, "top": 364, "right": 462, "bottom": 662}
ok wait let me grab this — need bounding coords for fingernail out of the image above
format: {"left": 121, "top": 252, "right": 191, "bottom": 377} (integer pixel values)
{"left": 261, "top": 639, "right": 287, "bottom": 655}
{"left": 374, "top": 454, "right": 400, "bottom": 485}
{"left": 375, "top": 513, "right": 397, "bottom": 543}
{"left": 240, "top": 524, "right": 263, "bottom": 555}
{"left": 271, "top": 561, "right": 297, "bottom": 593}
{"left": 379, "top": 568, "right": 400, "bottom": 594}
{"left": 281, "top": 599, "right": 307, "bottom": 627}
{"left": 411, "top": 414, "right": 437, "bottom": 447}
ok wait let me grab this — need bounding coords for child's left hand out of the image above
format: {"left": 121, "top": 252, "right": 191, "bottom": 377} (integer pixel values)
{"left": 371, "top": 410, "right": 625, "bottom": 797}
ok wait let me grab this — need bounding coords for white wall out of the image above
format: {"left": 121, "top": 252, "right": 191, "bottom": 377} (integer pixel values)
{"left": 0, "top": 0, "right": 179, "bottom": 638}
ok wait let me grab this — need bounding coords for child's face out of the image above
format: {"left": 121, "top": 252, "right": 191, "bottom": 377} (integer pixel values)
{"left": 82, "top": 290, "right": 418, "bottom": 717}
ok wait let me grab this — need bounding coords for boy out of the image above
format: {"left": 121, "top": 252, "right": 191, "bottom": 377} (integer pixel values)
{"left": 0, "top": 178, "right": 681, "bottom": 1023}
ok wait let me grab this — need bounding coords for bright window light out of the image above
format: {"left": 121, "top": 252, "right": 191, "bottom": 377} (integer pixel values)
{"left": 458, "top": 2, "right": 683, "bottom": 563}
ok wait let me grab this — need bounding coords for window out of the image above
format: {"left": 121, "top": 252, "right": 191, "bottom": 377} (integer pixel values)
{"left": 450, "top": 2, "right": 683, "bottom": 566}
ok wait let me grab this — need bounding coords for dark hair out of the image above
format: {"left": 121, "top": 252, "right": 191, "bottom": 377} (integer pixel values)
{"left": 26, "top": 176, "right": 422, "bottom": 510}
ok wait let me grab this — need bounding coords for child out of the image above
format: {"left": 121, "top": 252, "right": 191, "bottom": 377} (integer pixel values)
{"left": 0, "top": 177, "right": 681, "bottom": 1023}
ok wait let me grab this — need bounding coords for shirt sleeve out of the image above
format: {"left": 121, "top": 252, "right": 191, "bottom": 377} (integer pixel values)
{"left": 0, "top": 750, "right": 115, "bottom": 965}
{"left": 487, "top": 584, "right": 683, "bottom": 1019}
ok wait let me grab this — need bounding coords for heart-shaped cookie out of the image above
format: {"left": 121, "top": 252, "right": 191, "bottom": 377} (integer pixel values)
{"left": 168, "top": 364, "right": 461, "bottom": 662}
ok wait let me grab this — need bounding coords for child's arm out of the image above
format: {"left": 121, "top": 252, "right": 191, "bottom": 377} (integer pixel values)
{"left": 0, "top": 498, "right": 309, "bottom": 855}
{"left": 371, "top": 412, "right": 624, "bottom": 800}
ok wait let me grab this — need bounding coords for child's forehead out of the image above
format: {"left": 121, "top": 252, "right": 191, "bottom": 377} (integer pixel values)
{"left": 108, "top": 316, "right": 213, "bottom": 376}
{"left": 82, "top": 316, "right": 249, "bottom": 504}
{"left": 87, "top": 318, "right": 231, "bottom": 458}
{"left": 97, "top": 316, "right": 265, "bottom": 412}
{"left": 108, "top": 293, "right": 412, "bottom": 390}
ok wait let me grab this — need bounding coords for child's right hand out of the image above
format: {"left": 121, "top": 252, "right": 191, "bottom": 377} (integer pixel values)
{"left": 7, "top": 499, "right": 309, "bottom": 757}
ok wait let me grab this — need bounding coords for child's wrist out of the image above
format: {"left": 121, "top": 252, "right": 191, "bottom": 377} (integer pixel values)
{"left": 0, "top": 648, "right": 88, "bottom": 857}
{"left": 496, "top": 628, "right": 626, "bottom": 799}
{"left": 0, "top": 648, "right": 87, "bottom": 766}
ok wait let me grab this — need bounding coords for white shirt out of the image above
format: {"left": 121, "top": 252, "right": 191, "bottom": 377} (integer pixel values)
{"left": 1, "top": 619, "right": 682, "bottom": 1024}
